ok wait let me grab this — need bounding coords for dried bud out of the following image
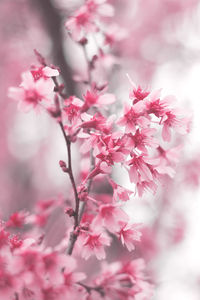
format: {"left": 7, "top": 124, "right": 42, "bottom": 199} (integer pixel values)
{"left": 62, "top": 167, "right": 69, "bottom": 173}
{"left": 79, "top": 37, "right": 88, "bottom": 45}
{"left": 65, "top": 207, "right": 75, "bottom": 217}
{"left": 59, "top": 160, "right": 69, "bottom": 173}
{"left": 59, "top": 160, "right": 66, "bottom": 168}
{"left": 80, "top": 224, "right": 89, "bottom": 231}
{"left": 48, "top": 107, "right": 61, "bottom": 119}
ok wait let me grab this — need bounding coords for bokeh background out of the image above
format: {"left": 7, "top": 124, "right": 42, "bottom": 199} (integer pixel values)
{"left": 1, "top": 0, "right": 200, "bottom": 299}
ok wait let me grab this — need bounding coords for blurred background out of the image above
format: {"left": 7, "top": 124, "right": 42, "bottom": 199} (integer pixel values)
{"left": 1, "top": 0, "right": 200, "bottom": 299}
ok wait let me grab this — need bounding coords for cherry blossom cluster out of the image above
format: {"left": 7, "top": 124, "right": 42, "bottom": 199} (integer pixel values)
{"left": 4, "top": 1, "right": 191, "bottom": 299}
{"left": 0, "top": 221, "right": 85, "bottom": 299}
{"left": 65, "top": 0, "right": 115, "bottom": 42}
{"left": 0, "top": 208, "right": 151, "bottom": 299}
{"left": 6, "top": 55, "right": 190, "bottom": 300}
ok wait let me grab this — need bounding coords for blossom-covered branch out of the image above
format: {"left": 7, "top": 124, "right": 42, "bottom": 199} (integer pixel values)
{"left": 2, "top": 0, "right": 192, "bottom": 299}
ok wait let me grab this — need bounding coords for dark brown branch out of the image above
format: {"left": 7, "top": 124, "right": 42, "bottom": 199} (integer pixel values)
{"left": 46, "top": 72, "right": 80, "bottom": 255}
{"left": 31, "top": 0, "right": 75, "bottom": 95}
{"left": 58, "top": 122, "right": 79, "bottom": 226}
{"left": 58, "top": 121, "right": 80, "bottom": 255}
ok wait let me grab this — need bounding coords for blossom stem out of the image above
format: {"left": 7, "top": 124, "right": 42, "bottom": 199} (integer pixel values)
{"left": 51, "top": 43, "right": 94, "bottom": 255}
{"left": 49, "top": 75, "right": 81, "bottom": 255}
{"left": 59, "top": 121, "right": 80, "bottom": 255}
{"left": 78, "top": 151, "right": 95, "bottom": 224}
{"left": 59, "top": 122, "right": 80, "bottom": 226}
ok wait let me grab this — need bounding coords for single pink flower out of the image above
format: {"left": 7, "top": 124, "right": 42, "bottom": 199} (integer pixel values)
{"left": 94, "top": 203, "right": 129, "bottom": 232}
{"left": 161, "top": 109, "right": 190, "bottom": 142}
{"left": 6, "top": 211, "right": 28, "bottom": 228}
{"left": 63, "top": 96, "right": 83, "bottom": 122}
{"left": 127, "top": 154, "right": 157, "bottom": 184}
{"left": 130, "top": 85, "right": 150, "bottom": 103}
{"left": 65, "top": 5, "right": 96, "bottom": 41}
{"left": 117, "top": 102, "right": 149, "bottom": 133}
{"left": 118, "top": 222, "right": 142, "bottom": 251}
{"left": 108, "top": 178, "right": 133, "bottom": 202}
{"left": 81, "top": 230, "right": 110, "bottom": 260}
{"left": 8, "top": 71, "right": 54, "bottom": 111}
{"left": 136, "top": 178, "right": 158, "bottom": 197}
{"left": 82, "top": 89, "right": 115, "bottom": 112}
{"left": 145, "top": 90, "right": 174, "bottom": 118}
{"left": 86, "top": 0, "right": 114, "bottom": 17}
{"left": 125, "top": 128, "right": 158, "bottom": 154}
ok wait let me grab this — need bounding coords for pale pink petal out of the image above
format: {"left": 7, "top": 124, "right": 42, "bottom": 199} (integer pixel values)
{"left": 137, "top": 116, "right": 150, "bottom": 127}
{"left": 162, "top": 124, "right": 171, "bottom": 142}
{"left": 98, "top": 4, "right": 114, "bottom": 17}
{"left": 43, "top": 66, "right": 59, "bottom": 77}
{"left": 129, "top": 166, "right": 138, "bottom": 183}
{"left": 8, "top": 87, "right": 25, "bottom": 101}
{"left": 132, "top": 101, "right": 145, "bottom": 113}
{"left": 36, "top": 78, "right": 54, "bottom": 95}
{"left": 112, "top": 152, "right": 124, "bottom": 162}
{"left": 18, "top": 100, "right": 33, "bottom": 112}
{"left": 138, "top": 164, "right": 152, "bottom": 181}
{"left": 72, "top": 97, "right": 84, "bottom": 107}
{"left": 21, "top": 71, "right": 35, "bottom": 89}
{"left": 126, "top": 122, "right": 136, "bottom": 133}
{"left": 97, "top": 93, "right": 116, "bottom": 105}
{"left": 100, "top": 162, "right": 112, "bottom": 173}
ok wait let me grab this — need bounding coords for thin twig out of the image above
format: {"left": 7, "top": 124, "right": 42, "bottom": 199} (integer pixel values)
{"left": 35, "top": 43, "right": 95, "bottom": 255}
{"left": 78, "top": 151, "right": 95, "bottom": 224}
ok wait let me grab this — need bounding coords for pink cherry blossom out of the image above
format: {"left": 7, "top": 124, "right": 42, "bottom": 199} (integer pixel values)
{"left": 130, "top": 85, "right": 150, "bottom": 103}
{"left": 127, "top": 154, "right": 157, "bottom": 184}
{"left": 65, "top": 5, "right": 96, "bottom": 41}
{"left": 31, "top": 66, "right": 59, "bottom": 81}
{"left": 4, "top": 2, "right": 194, "bottom": 299}
{"left": 86, "top": 0, "right": 114, "bottom": 18}
{"left": 80, "top": 112, "right": 113, "bottom": 133}
{"left": 125, "top": 128, "right": 159, "bottom": 154}
{"left": 63, "top": 96, "right": 83, "bottom": 122}
{"left": 8, "top": 71, "right": 54, "bottom": 111}
{"left": 108, "top": 178, "right": 133, "bottom": 202}
{"left": 117, "top": 102, "right": 149, "bottom": 133}
{"left": 81, "top": 228, "right": 110, "bottom": 260}
{"left": 161, "top": 109, "right": 190, "bottom": 142}
{"left": 82, "top": 89, "right": 116, "bottom": 112}
{"left": 118, "top": 222, "right": 142, "bottom": 251}
{"left": 6, "top": 211, "right": 28, "bottom": 228}
{"left": 62, "top": 256, "right": 86, "bottom": 288}
{"left": 136, "top": 178, "right": 158, "bottom": 197}
{"left": 94, "top": 203, "right": 129, "bottom": 232}
{"left": 104, "top": 24, "right": 128, "bottom": 47}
